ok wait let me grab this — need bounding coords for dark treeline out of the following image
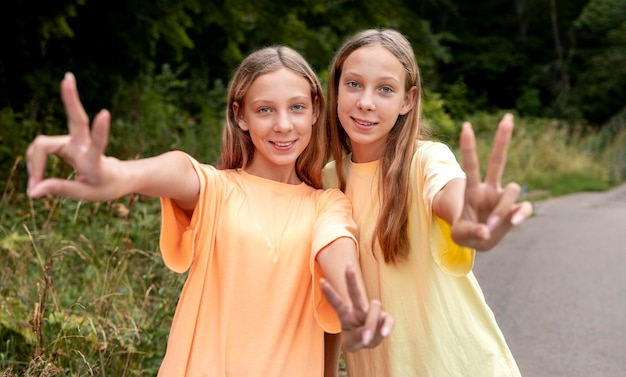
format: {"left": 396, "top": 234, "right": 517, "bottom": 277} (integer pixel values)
{"left": 1, "top": 0, "right": 625, "bottom": 149}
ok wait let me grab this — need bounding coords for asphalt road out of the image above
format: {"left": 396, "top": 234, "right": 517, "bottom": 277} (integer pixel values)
{"left": 474, "top": 183, "right": 626, "bottom": 377}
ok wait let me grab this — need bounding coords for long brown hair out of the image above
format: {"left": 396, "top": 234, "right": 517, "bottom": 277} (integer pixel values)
{"left": 325, "top": 29, "right": 427, "bottom": 263}
{"left": 217, "top": 46, "right": 326, "bottom": 189}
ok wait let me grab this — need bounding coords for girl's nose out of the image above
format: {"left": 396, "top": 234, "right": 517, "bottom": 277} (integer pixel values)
{"left": 274, "top": 112, "right": 293, "bottom": 132}
{"left": 357, "top": 91, "right": 376, "bottom": 111}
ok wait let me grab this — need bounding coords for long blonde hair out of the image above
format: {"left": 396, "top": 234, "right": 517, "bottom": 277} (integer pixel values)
{"left": 218, "top": 46, "right": 326, "bottom": 189}
{"left": 326, "top": 29, "right": 427, "bottom": 263}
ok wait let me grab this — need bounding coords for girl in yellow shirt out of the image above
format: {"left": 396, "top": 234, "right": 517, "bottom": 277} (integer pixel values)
{"left": 322, "top": 29, "right": 533, "bottom": 377}
{"left": 26, "top": 46, "right": 393, "bottom": 376}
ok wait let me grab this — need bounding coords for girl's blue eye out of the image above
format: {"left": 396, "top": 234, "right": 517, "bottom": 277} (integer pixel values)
{"left": 347, "top": 81, "right": 359, "bottom": 88}
{"left": 259, "top": 107, "right": 271, "bottom": 113}
{"left": 381, "top": 86, "right": 393, "bottom": 93}
{"left": 292, "top": 104, "right": 305, "bottom": 111}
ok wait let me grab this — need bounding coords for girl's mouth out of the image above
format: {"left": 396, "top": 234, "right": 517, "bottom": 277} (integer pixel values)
{"left": 271, "top": 141, "right": 296, "bottom": 149}
{"left": 352, "top": 117, "right": 377, "bottom": 129}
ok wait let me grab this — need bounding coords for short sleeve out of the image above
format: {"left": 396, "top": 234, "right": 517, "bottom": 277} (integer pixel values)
{"left": 415, "top": 142, "right": 475, "bottom": 276}
{"left": 159, "top": 152, "right": 209, "bottom": 274}
{"left": 310, "top": 189, "right": 358, "bottom": 333}
{"left": 418, "top": 142, "right": 466, "bottom": 212}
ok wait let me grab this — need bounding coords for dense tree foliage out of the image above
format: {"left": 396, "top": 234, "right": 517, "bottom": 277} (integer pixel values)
{"left": 0, "top": 0, "right": 624, "bottom": 152}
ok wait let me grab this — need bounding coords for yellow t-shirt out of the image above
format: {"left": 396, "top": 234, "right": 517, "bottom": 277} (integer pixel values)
{"left": 158, "top": 152, "right": 356, "bottom": 377}
{"left": 323, "top": 141, "right": 521, "bottom": 377}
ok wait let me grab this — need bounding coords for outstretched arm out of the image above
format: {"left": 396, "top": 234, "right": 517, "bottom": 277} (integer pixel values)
{"left": 433, "top": 113, "right": 533, "bottom": 251}
{"left": 26, "top": 73, "right": 199, "bottom": 211}
{"left": 317, "top": 238, "right": 394, "bottom": 352}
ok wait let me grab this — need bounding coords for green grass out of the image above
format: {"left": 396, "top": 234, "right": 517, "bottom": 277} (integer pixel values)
{"left": 0, "top": 112, "right": 624, "bottom": 376}
{"left": 454, "top": 112, "right": 624, "bottom": 197}
{"left": 1, "top": 192, "right": 185, "bottom": 376}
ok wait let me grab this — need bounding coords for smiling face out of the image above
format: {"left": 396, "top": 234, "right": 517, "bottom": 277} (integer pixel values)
{"left": 234, "top": 67, "right": 318, "bottom": 184}
{"left": 337, "top": 45, "right": 416, "bottom": 162}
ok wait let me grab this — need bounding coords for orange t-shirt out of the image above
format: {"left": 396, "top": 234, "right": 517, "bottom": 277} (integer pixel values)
{"left": 157, "top": 153, "right": 356, "bottom": 377}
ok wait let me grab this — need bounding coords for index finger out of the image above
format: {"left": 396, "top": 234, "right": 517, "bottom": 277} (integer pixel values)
{"left": 344, "top": 265, "right": 369, "bottom": 312}
{"left": 484, "top": 113, "right": 514, "bottom": 186}
{"left": 320, "top": 278, "right": 351, "bottom": 316}
{"left": 460, "top": 122, "right": 482, "bottom": 189}
{"left": 60, "top": 72, "right": 91, "bottom": 145}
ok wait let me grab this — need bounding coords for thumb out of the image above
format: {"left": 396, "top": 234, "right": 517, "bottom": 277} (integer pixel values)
{"left": 451, "top": 220, "right": 490, "bottom": 248}
{"left": 28, "top": 178, "right": 98, "bottom": 201}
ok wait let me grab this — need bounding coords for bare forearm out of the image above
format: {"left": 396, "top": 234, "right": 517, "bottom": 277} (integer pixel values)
{"left": 120, "top": 151, "right": 199, "bottom": 207}
{"left": 317, "top": 237, "right": 366, "bottom": 303}
{"left": 432, "top": 178, "right": 465, "bottom": 225}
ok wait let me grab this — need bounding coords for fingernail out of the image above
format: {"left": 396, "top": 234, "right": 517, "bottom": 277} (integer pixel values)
{"left": 362, "top": 330, "right": 372, "bottom": 346}
{"left": 511, "top": 213, "right": 525, "bottom": 226}
{"left": 381, "top": 326, "right": 391, "bottom": 337}
{"left": 477, "top": 226, "right": 489, "bottom": 240}
{"left": 487, "top": 215, "right": 501, "bottom": 230}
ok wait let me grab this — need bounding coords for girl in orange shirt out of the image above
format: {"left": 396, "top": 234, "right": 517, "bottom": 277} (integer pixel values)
{"left": 26, "top": 46, "right": 393, "bottom": 377}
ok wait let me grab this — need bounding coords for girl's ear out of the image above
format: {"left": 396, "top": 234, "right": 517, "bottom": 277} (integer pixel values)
{"left": 233, "top": 102, "right": 248, "bottom": 131}
{"left": 399, "top": 86, "right": 418, "bottom": 115}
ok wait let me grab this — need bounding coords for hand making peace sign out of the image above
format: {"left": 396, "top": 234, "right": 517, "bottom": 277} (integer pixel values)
{"left": 451, "top": 113, "right": 533, "bottom": 251}
{"left": 26, "top": 72, "right": 120, "bottom": 201}
{"left": 321, "top": 265, "right": 394, "bottom": 352}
